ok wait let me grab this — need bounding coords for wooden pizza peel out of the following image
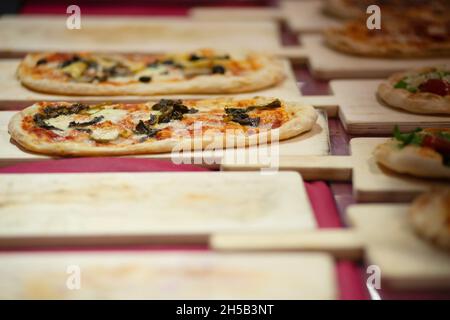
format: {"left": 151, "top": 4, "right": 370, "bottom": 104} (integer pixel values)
{"left": 211, "top": 203, "right": 450, "bottom": 290}
{"left": 0, "top": 251, "right": 337, "bottom": 299}
{"left": 0, "top": 171, "right": 317, "bottom": 247}
{"left": 0, "top": 108, "right": 331, "bottom": 168}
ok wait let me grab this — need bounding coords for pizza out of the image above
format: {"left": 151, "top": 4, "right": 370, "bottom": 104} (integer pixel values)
{"left": 17, "top": 50, "right": 284, "bottom": 96}
{"left": 8, "top": 97, "right": 318, "bottom": 156}
{"left": 409, "top": 189, "right": 450, "bottom": 250}
{"left": 324, "top": 17, "right": 450, "bottom": 57}
{"left": 323, "top": 0, "right": 450, "bottom": 21}
{"left": 378, "top": 66, "right": 450, "bottom": 114}
{"left": 373, "top": 127, "right": 450, "bottom": 179}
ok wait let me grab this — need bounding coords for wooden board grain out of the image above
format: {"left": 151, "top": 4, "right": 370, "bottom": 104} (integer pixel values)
{"left": 301, "top": 35, "right": 450, "bottom": 79}
{"left": 0, "top": 59, "right": 302, "bottom": 107}
{"left": 189, "top": 7, "right": 283, "bottom": 21}
{"left": 211, "top": 204, "right": 450, "bottom": 290}
{"left": 283, "top": 0, "right": 341, "bottom": 33}
{"left": 347, "top": 204, "right": 450, "bottom": 290}
{"left": 0, "top": 15, "right": 282, "bottom": 54}
{"left": 331, "top": 80, "right": 450, "bottom": 134}
{"left": 0, "top": 110, "right": 330, "bottom": 167}
{"left": 0, "top": 252, "right": 337, "bottom": 299}
{"left": 351, "top": 138, "right": 449, "bottom": 202}
{"left": 0, "top": 171, "right": 316, "bottom": 246}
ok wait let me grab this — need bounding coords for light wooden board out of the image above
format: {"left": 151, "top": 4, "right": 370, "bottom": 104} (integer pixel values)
{"left": 0, "top": 252, "right": 337, "bottom": 299}
{"left": 351, "top": 138, "right": 449, "bottom": 202}
{"left": 210, "top": 204, "right": 450, "bottom": 290}
{"left": 331, "top": 80, "right": 450, "bottom": 134}
{"left": 0, "top": 15, "right": 283, "bottom": 54}
{"left": 0, "top": 171, "right": 316, "bottom": 246}
{"left": 222, "top": 138, "right": 447, "bottom": 202}
{"left": 0, "top": 110, "right": 330, "bottom": 168}
{"left": 189, "top": 7, "right": 283, "bottom": 21}
{"left": 347, "top": 204, "right": 450, "bottom": 290}
{"left": 0, "top": 59, "right": 302, "bottom": 107}
{"left": 301, "top": 35, "right": 450, "bottom": 79}
{"left": 283, "top": 0, "right": 341, "bottom": 33}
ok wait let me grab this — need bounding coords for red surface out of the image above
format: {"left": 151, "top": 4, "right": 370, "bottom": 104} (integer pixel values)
{"left": 0, "top": 157, "right": 208, "bottom": 174}
{"left": 20, "top": 0, "right": 270, "bottom": 16}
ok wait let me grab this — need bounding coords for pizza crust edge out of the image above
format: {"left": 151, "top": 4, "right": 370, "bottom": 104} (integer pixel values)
{"left": 373, "top": 139, "right": 450, "bottom": 179}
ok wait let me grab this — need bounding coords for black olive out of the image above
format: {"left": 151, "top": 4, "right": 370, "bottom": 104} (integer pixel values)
{"left": 212, "top": 65, "right": 226, "bottom": 74}
{"left": 36, "top": 58, "right": 47, "bottom": 66}
{"left": 138, "top": 76, "right": 152, "bottom": 83}
{"left": 162, "top": 59, "right": 174, "bottom": 65}
{"left": 189, "top": 54, "right": 203, "bottom": 61}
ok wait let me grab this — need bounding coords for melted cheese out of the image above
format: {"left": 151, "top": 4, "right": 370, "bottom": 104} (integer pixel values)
{"left": 93, "top": 109, "right": 128, "bottom": 123}
{"left": 45, "top": 115, "right": 75, "bottom": 130}
{"left": 90, "top": 128, "right": 120, "bottom": 142}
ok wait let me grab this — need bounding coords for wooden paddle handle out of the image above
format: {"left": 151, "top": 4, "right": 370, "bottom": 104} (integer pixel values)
{"left": 210, "top": 229, "right": 364, "bottom": 260}
{"left": 220, "top": 155, "right": 353, "bottom": 181}
{"left": 274, "top": 46, "right": 308, "bottom": 63}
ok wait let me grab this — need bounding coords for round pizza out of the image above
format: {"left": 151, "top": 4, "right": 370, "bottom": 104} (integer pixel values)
{"left": 8, "top": 97, "right": 318, "bottom": 157}
{"left": 378, "top": 66, "right": 450, "bottom": 114}
{"left": 409, "top": 189, "right": 450, "bottom": 250}
{"left": 324, "top": 17, "right": 450, "bottom": 57}
{"left": 373, "top": 127, "right": 450, "bottom": 179}
{"left": 17, "top": 50, "right": 284, "bottom": 96}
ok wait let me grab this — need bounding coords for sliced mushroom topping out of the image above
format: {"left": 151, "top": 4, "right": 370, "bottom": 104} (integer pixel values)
{"left": 68, "top": 116, "right": 104, "bottom": 128}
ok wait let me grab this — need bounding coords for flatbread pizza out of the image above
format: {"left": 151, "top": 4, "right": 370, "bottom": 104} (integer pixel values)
{"left": 373, "top": 127, "right": 450, "bottom": 179}
{"left": 378, "top": 66, "right": 450, "bottom": 114}
{"left": 324, "top": 17, "right": 450, "bottom": 58}
{"left": 8, "top": 97, "right": 318, "bottom": 157}
{"left": 409, "top": 189, "right": 450, "bottom": 250}
{"left": 17, "top": 50, "right": 284, "bottom": 96}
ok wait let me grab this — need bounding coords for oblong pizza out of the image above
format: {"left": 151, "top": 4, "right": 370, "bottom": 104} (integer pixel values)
{"left": 17, "top": 50, "right": 284, "bottom": 96}
{"left": 374, "top": 127, "right": 450, "bottom": 179}
{"left": 409, "top": 189, "right": 450, "bottom": 250}
{"left": 378, "top": 66, "right": 450, "bottom": 114}
{"left": 8, "top": 97, "right": 318, "bottom": 157}
{"left": 324, "top": 17, "right": 450, "bottom": 58}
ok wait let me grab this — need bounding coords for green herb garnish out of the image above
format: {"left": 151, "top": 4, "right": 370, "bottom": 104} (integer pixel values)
{"left": 393, "top": 126, "right": 424, "bottom": 148}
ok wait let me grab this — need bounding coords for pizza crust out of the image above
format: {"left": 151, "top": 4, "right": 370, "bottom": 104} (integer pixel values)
{"left": 373, "top": 139, "right": 450, "bottom": 179}
{"left": 17, "top": 53, "right": 285, "bottom": 96}
{"left": 409, "top": 189, "right": 450, "bottom": 250}
{"left": 377, "top": 67, "right": 450, "bottom": 115}
{"left": 8, "top": 98, "right": 318, "bottom": 157}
